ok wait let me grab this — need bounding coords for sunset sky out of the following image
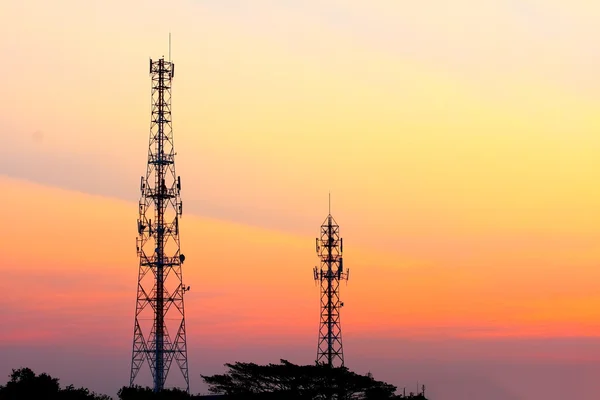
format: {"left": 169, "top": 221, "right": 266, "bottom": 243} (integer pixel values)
{"left": 1, "top": 1, "right": 600, "bottom": 399}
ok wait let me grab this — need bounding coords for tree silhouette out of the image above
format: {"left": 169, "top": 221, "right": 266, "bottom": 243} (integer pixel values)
{"left": 0, "top": 368, "right": 110, "bottom": 400}
{"left": 200, "top": 360, "right": 426, "bottom": 399}
{"left": 117, "top": 385, "right": 191, "bottom": 400}
{"left": 0, "top": 365, "right": 428, "bottom": 400}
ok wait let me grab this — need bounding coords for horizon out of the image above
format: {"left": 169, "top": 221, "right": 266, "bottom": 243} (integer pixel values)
{"left": 1, "top": 1, "right": 600, "bottom": 399}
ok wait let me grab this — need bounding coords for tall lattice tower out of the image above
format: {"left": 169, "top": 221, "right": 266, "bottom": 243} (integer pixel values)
{"left": 313, "top": 197, "right": 350, "bottom": 367}
{"left": 130, "top": 56, "right": 190, "bottom": 393}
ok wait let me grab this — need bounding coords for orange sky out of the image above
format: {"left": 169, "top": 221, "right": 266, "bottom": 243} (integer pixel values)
{"left": 1, "top": 1, "right": 600, "bottom": 399}
{"left": 2, "top": 174, "right": 599, "bottom": 345}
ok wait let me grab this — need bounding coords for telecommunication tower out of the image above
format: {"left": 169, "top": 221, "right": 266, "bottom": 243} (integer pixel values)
{"left": 313, "top": 196, "right": 350, "bottom": 367}
{"left": 129, "top": 55, "right": 190, "bottom": 393}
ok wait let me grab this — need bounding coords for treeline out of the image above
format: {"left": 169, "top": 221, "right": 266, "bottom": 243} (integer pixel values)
{"left": 0, "top": 367, "right": 110, "bottom": 400}
{"left": 0, "top": 361, "right": 429, "bottom": 400}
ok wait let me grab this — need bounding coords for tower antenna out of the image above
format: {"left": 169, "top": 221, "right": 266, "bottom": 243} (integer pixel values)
{"left": 130, "top": 55, "right": 190, "bottom": 393}
{"left": 312, "top": 196, "right": 349, "bottom": 367}
{"left": 169, "top": 32, "right": 172, "bottom": 62}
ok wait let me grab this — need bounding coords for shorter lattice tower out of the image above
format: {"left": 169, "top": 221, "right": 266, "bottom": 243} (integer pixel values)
{"left": 313, "top": 195, "right": 349, "bottom": 367}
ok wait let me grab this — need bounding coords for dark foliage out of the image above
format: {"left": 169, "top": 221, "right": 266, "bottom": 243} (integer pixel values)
{"left": 0, "top": 368, "right": 111, "bottom": 400}
{"left": 0, "top": 364, "right": 428, "bottom": 400}
{"left": 200, "top": 360, "right": 428, "bottom": 400}
{"left": 117, "top": 385, "right": 191, "bottom": 400}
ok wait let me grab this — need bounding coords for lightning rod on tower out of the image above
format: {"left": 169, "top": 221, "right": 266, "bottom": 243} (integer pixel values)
{"left": 313, "top": 196, "right": 349, "bottom": 367}
{"left": 129, "top": 53, "right": 190, "bottom": 393}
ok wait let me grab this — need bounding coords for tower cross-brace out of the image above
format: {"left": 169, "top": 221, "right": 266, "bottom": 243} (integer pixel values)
{"left": 313, "top": 203, "right": 349, "bottom": 367}
{"left": 130, "top": 57, "right": 190, "bottom": 392}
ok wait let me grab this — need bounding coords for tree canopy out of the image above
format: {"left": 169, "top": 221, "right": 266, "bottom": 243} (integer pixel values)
{"left": 117, "top": 385, "right": 191, "bottom": 400}
{"left": 0, "top": 363, "right": 429, "bottom": 400}
{"left": 200, "top": 360, "right": 427, "bottom": 400}
{"left": 0, "top": 368, "right": 111, "bottom": 400}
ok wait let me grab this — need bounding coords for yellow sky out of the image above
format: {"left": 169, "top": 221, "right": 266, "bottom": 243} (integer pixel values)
{"left": 1, "top": 1, "right": 600, "bottom": 239}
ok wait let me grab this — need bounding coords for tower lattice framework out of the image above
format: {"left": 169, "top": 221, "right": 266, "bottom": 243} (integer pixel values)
{"left": 130, "top": 57, "right": 190, "bottom": 393}
{"left": 313, "top": 204, "right": 349, "bottom": 368}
